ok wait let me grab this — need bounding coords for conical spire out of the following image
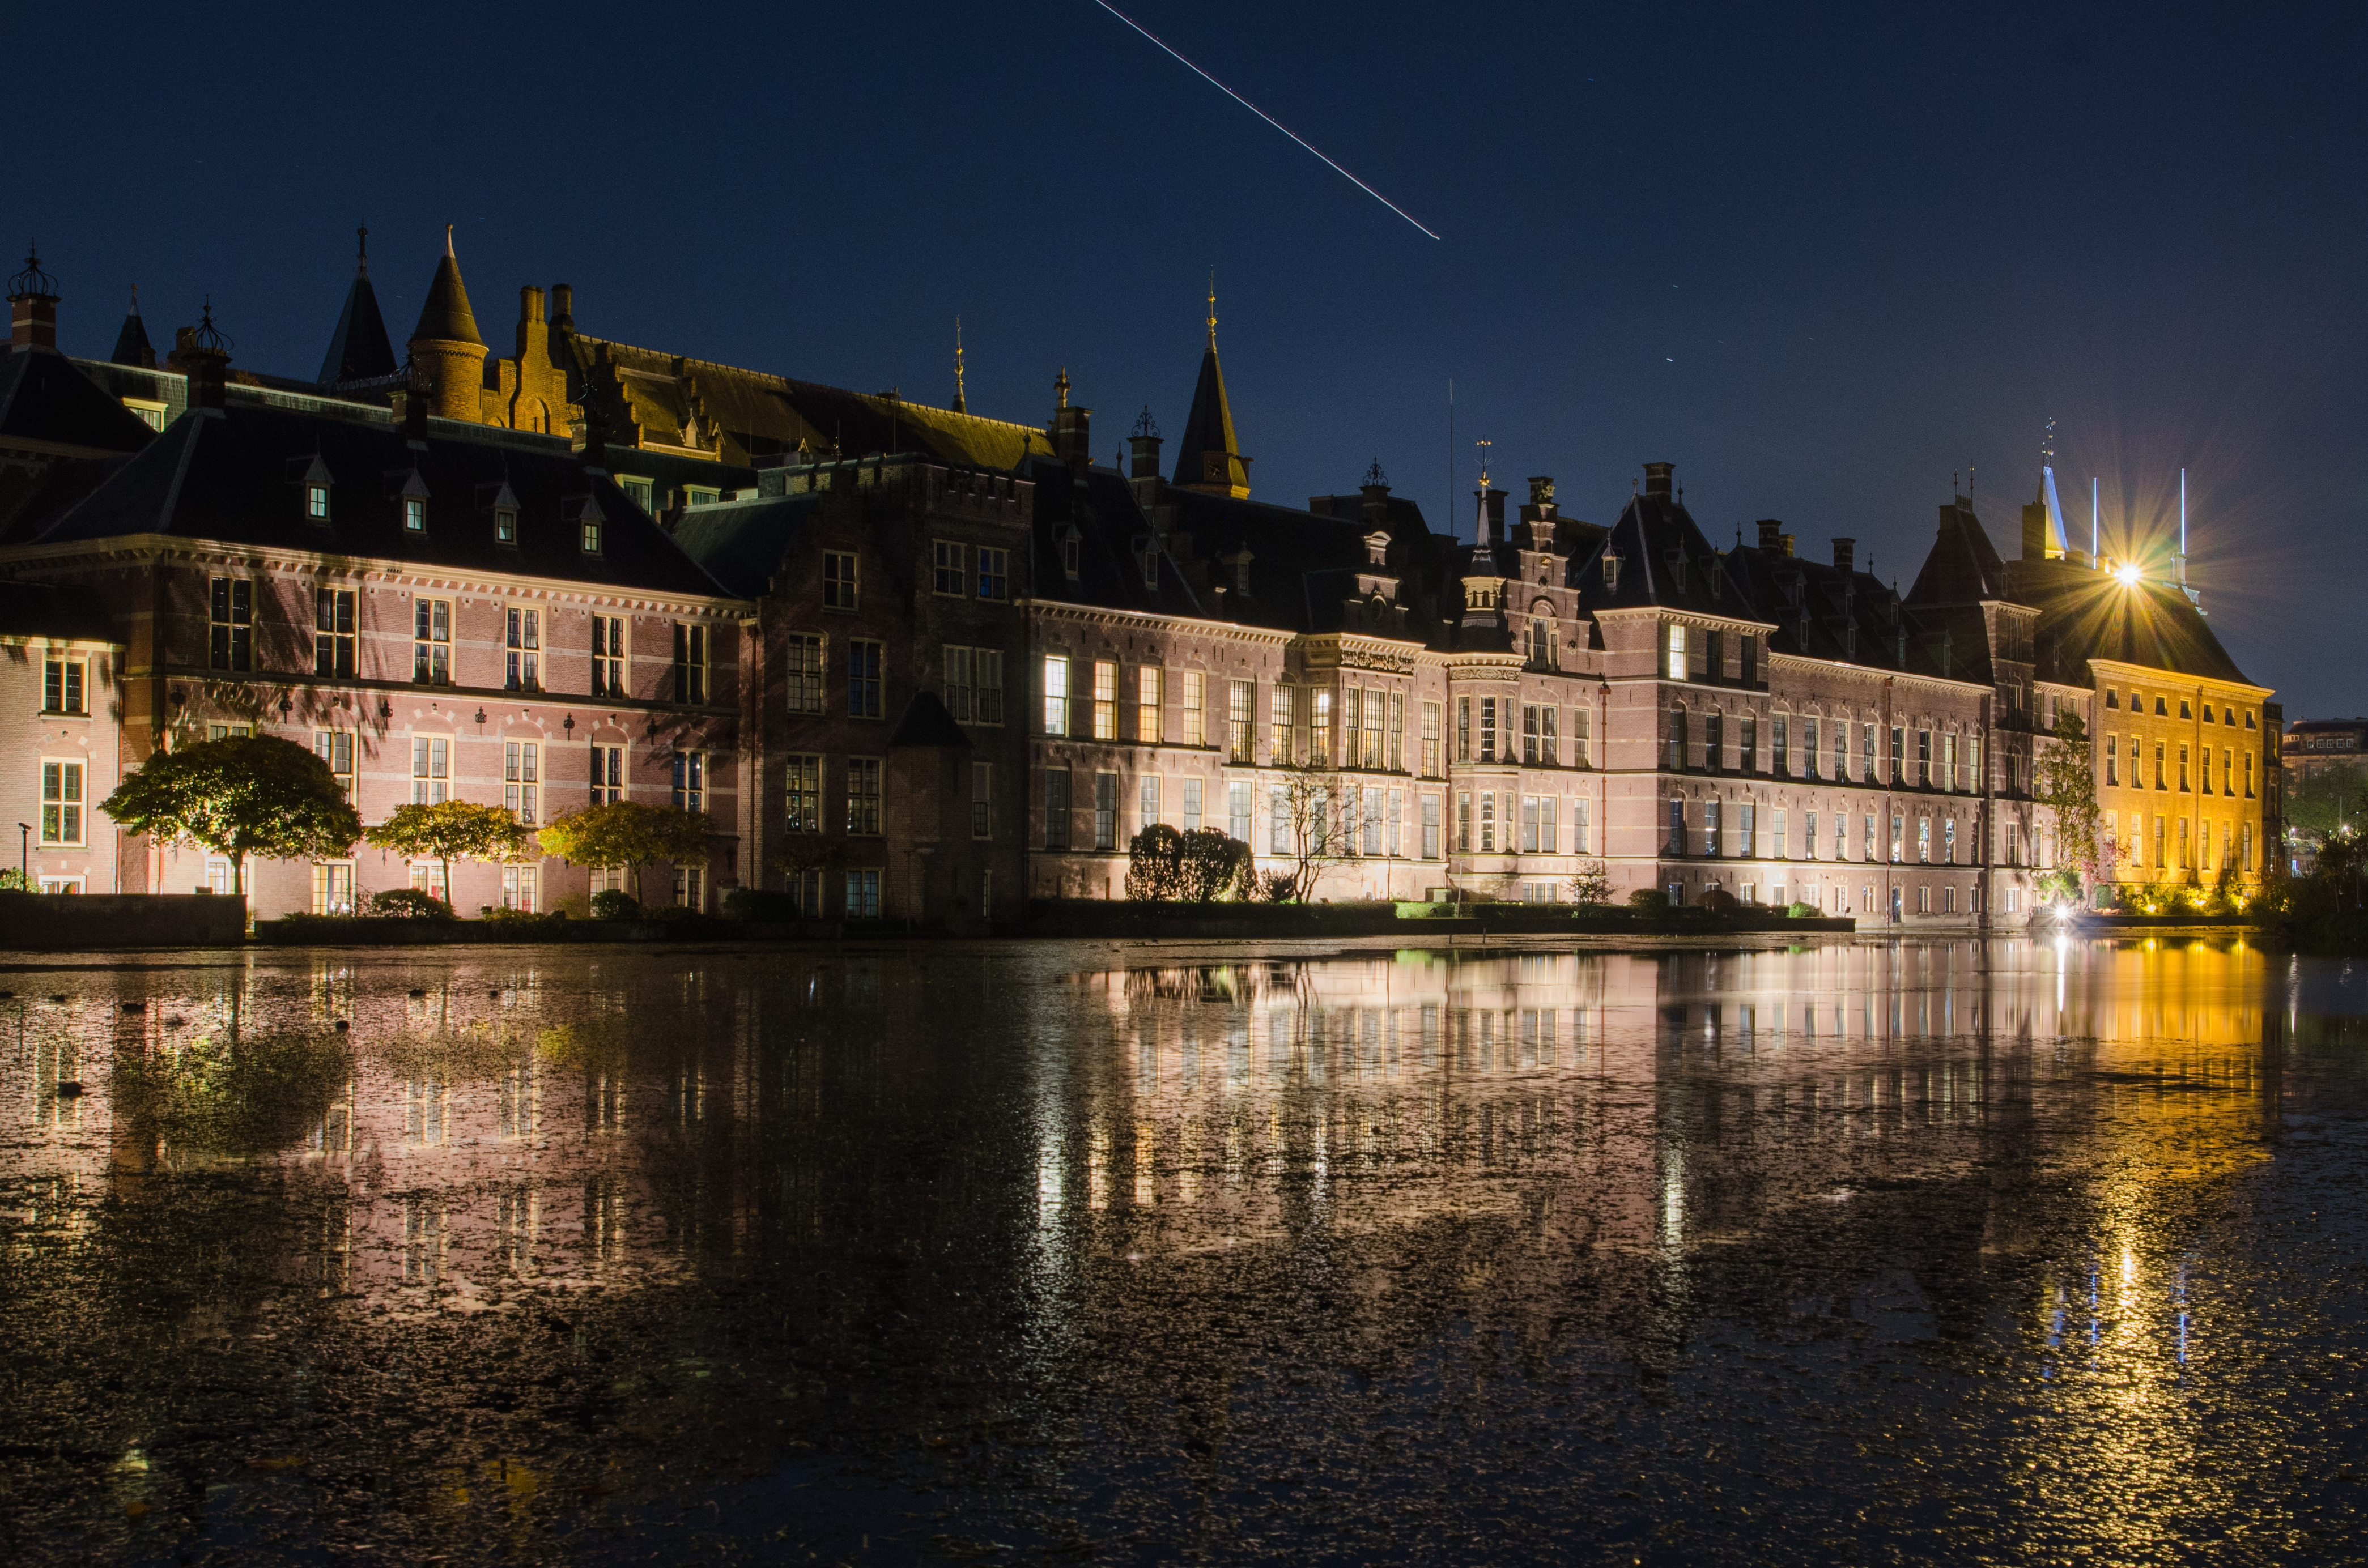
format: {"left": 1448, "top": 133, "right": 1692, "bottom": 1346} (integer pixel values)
{"left": 409, "top": 224, "right": 483, "bottom": 348}
{"left": 951, "top": 316, "right": 966, "bottom": 414}
{"left": 110, "top": 284, "right": 156, "bottom": 369}
{"left": 1171, "top": 272, "right": 1249, "bottom": 498}
{"left": 317, "top": 222, "right": 396, "bottom": 385}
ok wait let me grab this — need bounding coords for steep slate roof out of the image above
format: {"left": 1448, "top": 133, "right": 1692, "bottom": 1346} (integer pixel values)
{"left": 109, "top": 299, "right": 156, "bottom": 369}
{"left": 0, "top": 577, "right": 118, "bottom": 642}
{"left": 318, "top": 249, "right": 397, "bottom": 385}
{"left": 0, "top": 348, "right": 158, "bottom": 454}
{"left": 668, "top": 490, "right": 817, "bottom": 599}
{"left": 1904, "top": 498, "right": 2012, "bottom": 604}
{"left": 1566, "top": 487, "right": 1758, "bottom": 621}
{"left": 1171, "top": 341, "right": 1249, "bottom": 495}
{"left": 1720, "top": 539, "right": 1948, "bottom": 678}
{"left": 19, "top": 402, "right": 730, "bottom": 599}
{"left": 410, "top": 237, "right": 483, "bottom": 346}
{"left": 2026, "top": 572, "right": 2255, "bottom": 687}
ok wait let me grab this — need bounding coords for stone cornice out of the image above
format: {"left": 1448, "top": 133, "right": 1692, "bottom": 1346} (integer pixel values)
{"left": 2087, "top": 657, "right": 2272, "bottom": 700}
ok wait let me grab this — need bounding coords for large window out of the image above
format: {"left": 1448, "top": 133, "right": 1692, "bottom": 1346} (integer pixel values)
{"left": 1094, "top": 772, "right": 1119, "bottom": 850}
{"left": 674, "top": 624, "right": 708, "bottom": 705}
{"left": 844, "top": 757, "right": 879, "bottom": 834}
{"left": 209, "top": 577, "right": 253, "bottom": 672}
{"left": 314, "top": 862, "right": 357, "bottom": 915}
{"left": 672, "top": 751, "right": 707, "bottom": 813}
{"left": 315, "top": 730, "right": 354, "bottom": 796}
{"left": 1571, "top": 706, "right": 1590, "bottom": 768}
{"left": 1363, "top": 689, "right": 1385, "bottom": 769}
{"left": 1666, "top": 623, "right": 1687, "bottom": 681}
{"left": 592, "top": 743, "right": 624, "bottom": 805}
{"left": 42, "top": 657, "right": 84, "bottom": 715}
{"left": 972, "top": 762, "right": 994, "bottom": 840}
{"left": 1043, "top": 656, "right": 1070, "bottom": 736}
{"left": 843, "top": 868, "right": 878, "bottom": 918}
{"left": 411, "top": 736, "right": 449, "bottom": 804}
{"left": 592, "top": 615, "right": 626, "bottom": 697}
{"left": 1477, "top": 697, "right": 1495, "bottom": 763}
{"left": 1269, "top": 686, "right": 1294, "bottom": 763}
{"left": 1229, "top": 781, "right": 1252, "bottom": 842}
{"left": 1422, "top": 792, "right": 1440, "bottom": 858}
{"left": 1137, "top": 666, "right": 1163, "bottom": 744}
{"left": 1181, "top": 671, "right": 1204, "bottom": 747}
{"left": 1422, "top": 701, "right": 1441, "bottom": 776}
{"left": 504, "top": 741, "right": 539, "bottom": 824}
{"left": 786, "top": 753, "right": 821, "bottom": 832}
{"left": 932, "top": 539, "right": 964, "bottom": 596}
{"left": 414, "top": 598, "right": 452, "bottom": 685}
{"left": 1313, "top": 690, "right": 1334, "bottom": 764}
{"left": 945, "top": 646, "right": 1002, "bottom": 725}
{"left": 786, "top": 632, "right": 823, "bottom": 714}
{"left": 848, "top": 638, "right": 882, "bottom": 719}
{"left": 977, "top": 547, "right": 1009, "bottom": 601}
{"left": 39, "top": 760, "right": 83, "bottom": 845}
{"left": 1045, "top": 770, "right": 1072, "bottom": 849}
{"left": 505, "top": 607, "right": 541, "bottom": 691}
{"left": 823, "top": 551, "right": 858, "bottom": 610}
{"left": 1091, "top": 661, "right": 1117, "bottom": 740}
{"left": 1228, "top": 679, "right": 1255, "bottom": 762}
{"left": 1182, "top": 777, "right": 1202, "bottom": 833}
{"left": 314, "top": 587, "right": 356, "bottom": 679}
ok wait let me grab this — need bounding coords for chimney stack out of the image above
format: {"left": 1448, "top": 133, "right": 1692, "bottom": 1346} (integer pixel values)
{"left": 550, "top": 283, "right": 573, "bottom": 329}
{"left": 1049, "top": 368, "right": 1092, "bottom": 469}
{"left": 1833, "top": 537, "right": 1856, "bottom": 574}
{"left": 175, "top": 300, "right": 233, "bottom": 411}
{"left": 7, "top": 244, "right": 61, "bottom": 352}
{"left": 1757, "top": 519, "right": 1784, "bottom": 550}
{"left": 1361, "top": 459, "right": 1391, "bottom": 527}
{"left": 1126, "top": 407, "right": 1164, "bottom": 489}
{"left": 1642, "top": 462, "right": 1675, "bottom": 498}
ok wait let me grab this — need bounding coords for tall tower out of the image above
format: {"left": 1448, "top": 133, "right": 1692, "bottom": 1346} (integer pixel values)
{"left": 406, "top": 226, "right": 486, "bottom": 422}
{"left": 318, "top": 223, "right": 397, "bottom": 387}
{"left": 1170, "top": 272, "right": 1251, "bottom": 498}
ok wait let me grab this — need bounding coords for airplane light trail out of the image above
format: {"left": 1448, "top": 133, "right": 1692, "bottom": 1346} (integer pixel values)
{"left": 1089, "top": 0, "right": 1441, "bottom": 240}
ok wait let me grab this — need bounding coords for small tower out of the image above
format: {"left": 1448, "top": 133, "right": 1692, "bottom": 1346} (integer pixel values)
{"left": 406, "top": 225, "right": 486, "bottom": 422}
{"left": 110, "top": 284, "right": 156, "bottom": 369}
{"left": 1171, "top": 272, "right": 1251, "bottom": 498}
{"left": 7, "top": 242, "right": 60, "bottom": 352}
{"left": 1048, "top": 367, "right": 1092, "bottom": 468}
{"left": 318, "top": 223, "right": 397, "bottom": 387}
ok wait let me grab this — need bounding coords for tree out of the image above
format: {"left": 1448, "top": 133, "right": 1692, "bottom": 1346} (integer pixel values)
{"left": 1262, "top": 761, "right": 1368, "bottom": 902}
{"left": 1566, "top": 858, "right": 1614, "bottom": 907}
{"left": 536, "top": 802, "right": 710, "bottom": 904}
{"left": 101, "top": 735, "right": 362, "bottom": 895}
{"left": 1124, "top": 824, "right": 1186, "bottom": 901}
{"left": 1176, "top": 828, "right": 1254, "bottom": 902}
{"left": 2284, "top": 761, "right": 2368, "bottom": 849}
{"left": 2033, "top": 709, "right": 2103, "bottom": 899}
{"left": 365, "top": 801, "right": 534, "bottom": 912}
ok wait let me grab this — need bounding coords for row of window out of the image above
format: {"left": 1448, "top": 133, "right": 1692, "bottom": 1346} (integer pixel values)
{"left": 209, "top": 578, "right": 713, "bottom": 703}
{"left": 1664, "top": 802, "right": 1993, "bottom": 866}
{"left": 1449, "top": 792, "right": 1595, "bottom": 855}
{"left": 2105, "top": 688, "right": 2258, "bottom": 729}
{"left": 2110, "top": 810, "right": 2257, "bottom": 874}
{"left": 782, "top": 634, "right": 999, "bottom": 723}
{"left": 2103, "top": 735, "right": 2257, "bottom": 797}
{"left": 402, "top": 736, "right": 702, "bottom": 819}
{"left": 1453, "top": 696, "right": 1593, "bottom": 768}
{"left": 297, "top": 476, "right": 603, "bottom": 557}
{"left": 1040, "top": 773, "right": 1476, "bottom": 862}
{"left": 1664, "top": 624, "right": 1763, "bottom": 685}
{"left": 1669, "top": 709, "right": 1989, "bottom": 791}
{"left": 783, "top": 754, "right": 996, "bottom": 840}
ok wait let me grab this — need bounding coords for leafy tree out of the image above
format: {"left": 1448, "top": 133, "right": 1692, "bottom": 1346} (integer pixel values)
{"left": 368, "top": 887, "right": 456, "bottom": 920}
{"left": 2284, "top": 761, "right": 2368, "bottom": 848}
{"left": 536, "top": 802, "right": 710, "bottom": 904}
{"left": 1566, "top": 858, "right": 1614, "bottom": 907}
{"left": 101, "top": 735, "right": 362, "bottom": 894}
{"left": 2033, "top": 709, "right": 2103, "bottom": 897}
{"left": 365, "top": 801, "right": 533, "bottom": 911}
{"left": 1124, "top": 824, "right": 1186, "bottom": 901}
{"left": 1176, "top": 828, "right": 1253, "bottom": 902}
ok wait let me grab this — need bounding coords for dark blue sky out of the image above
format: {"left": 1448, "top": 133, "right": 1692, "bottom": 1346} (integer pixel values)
{"left": 17, "top": 2, "right": 2365, "bottom": 713}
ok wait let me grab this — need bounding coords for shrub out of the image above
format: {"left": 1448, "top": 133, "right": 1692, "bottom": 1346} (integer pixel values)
{"left": 1124, "top": 824, "right": 1186, "bottom": 900}
{"left": 1627, "top": 887, "right": 1672, "bottom": 914}
{"left": 1566, "top": 858, "right": 1614, "bottom": 908}
{"left": 590, "top": 889, "right": 640, "bottom": 920}
{"left": 1177, "top": 828, "right": 1255, "bottom": 901}
{"left": 1786, "top": 901, "right": 1818, "bottom": 918}
{"left": 1699, "top": 888, "right": 1739, "bottom": 914}
{"left": 368, "top": 888, "right": 454, "bottom": 920}
{"left": 483, "top": 904, "right": 554, "bottom": 923}
{"left": 1256, "top": 869, "right": 1300, "bottom": 903}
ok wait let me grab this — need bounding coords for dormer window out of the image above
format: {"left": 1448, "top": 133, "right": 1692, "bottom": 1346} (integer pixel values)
{"left": 1601, "top": 551, "right": 1619, "bottom": 591}
{"left": 1058, "top": 527, "right": 1081, "bottom": 581}
{"left": 495, "top": 507, "right": 517, "bottom": 544}
{"left": 582, "top": 520, "right": 603, "bottom": 555}
{"left": 403, "top": 497, "right": 426, "bottom": 532}
{"left": 308, "top": 484, "right": 331, "bottom": 521}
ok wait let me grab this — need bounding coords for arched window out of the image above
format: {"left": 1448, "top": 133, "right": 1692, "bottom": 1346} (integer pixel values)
{"left": 1668, "top": 704, "right": 1687, "bottom": 771}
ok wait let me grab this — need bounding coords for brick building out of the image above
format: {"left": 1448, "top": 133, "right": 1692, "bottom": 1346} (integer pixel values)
{"left": 0, "top": 231, "right": 2280, "bottom": 924}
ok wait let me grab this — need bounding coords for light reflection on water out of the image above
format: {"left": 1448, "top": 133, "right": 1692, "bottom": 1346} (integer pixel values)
{"left": 1, "top": 934, "right": 2363, "bottom": 1564}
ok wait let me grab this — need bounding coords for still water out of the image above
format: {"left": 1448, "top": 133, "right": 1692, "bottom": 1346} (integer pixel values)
{"left": 2, "top": 934, "right": 2364, "bottom": 1565}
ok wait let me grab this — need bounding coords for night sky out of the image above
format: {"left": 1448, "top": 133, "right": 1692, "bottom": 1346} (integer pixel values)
{"left": 16, "top": 2, "right": 2364, "bottom": 713}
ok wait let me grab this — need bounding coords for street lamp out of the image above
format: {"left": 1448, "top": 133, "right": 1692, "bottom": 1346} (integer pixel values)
{"left": 15, "top": 823, "right": 27, "bottom": 888}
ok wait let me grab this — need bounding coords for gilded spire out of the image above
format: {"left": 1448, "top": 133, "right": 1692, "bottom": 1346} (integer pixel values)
{"left": 952, "top": 316, "right": 966, "bottom": 414}
{"left": 1205, "top": 267, "right": 1217, "bottom": 347}
{"left": 357, "top": 220, "right": 370, "bottom": 276}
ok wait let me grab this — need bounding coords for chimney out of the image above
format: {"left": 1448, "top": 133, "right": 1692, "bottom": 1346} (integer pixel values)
{"left": 178, "top": 300, "right": 233, "bottom": 411}
{"left": 1642, "top": 461, "right": 1675, "bottom": 498}
{"left": 7, "top": 244, "right": 61, "bottom": 351}
{"left": 1049, "top": 368, "right": 1092, "bottom": 468}
{"left": 1833, "top": 537, "right": 1856, "bottom": 574}
{"left": 1525, "top": 475, "right": 1558, "bottom": 519}
{"left": 1360, "top": 459, "right": 1391, "bottom": 527}
{"left": 581, "top": 407, "right": 609, "bottom": 474}
{"left": 549, "top": 283, "right": 573, "bottom": 330}
{"left": 1757, "top": 519, "right": 1783, "bottom": 551}
{"left": 1126, "top": 407, "right": 1163, "bottom": 501}
{"left": 400, "top": 361, "right": 430, "bottom": 441}
{"left": 516, "top": 284, "right": 545, "bottom": 357}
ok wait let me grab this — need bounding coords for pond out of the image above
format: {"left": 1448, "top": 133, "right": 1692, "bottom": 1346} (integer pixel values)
{"left": 2, "top": 934, "right": 2364, "bottom": 1564}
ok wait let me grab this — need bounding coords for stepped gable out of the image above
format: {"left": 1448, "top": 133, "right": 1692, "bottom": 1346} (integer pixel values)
{"left": 22, "top": 399, "right": 728, "bottom": 599}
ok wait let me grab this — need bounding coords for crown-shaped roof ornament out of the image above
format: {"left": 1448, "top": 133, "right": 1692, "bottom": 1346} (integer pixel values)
{"left": 1364, "top": 459, "right": 1389, "bottom": 488}
{"left": 8, "top": 240, "right": 58, "bottom": 301}
{"left": 190, "top": 297, "right": 234, "bottom": 354}
{"left": 1132, "top": 406, "right": 1160, "bottom": 440}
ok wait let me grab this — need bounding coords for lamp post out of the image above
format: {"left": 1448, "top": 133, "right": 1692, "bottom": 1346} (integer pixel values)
{"left": 16, "top": 823, "right": 27, "bottom": 888}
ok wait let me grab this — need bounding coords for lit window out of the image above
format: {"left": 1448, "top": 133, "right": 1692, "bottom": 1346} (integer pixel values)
{"left": 414, "top": 598, "right": 452, "bottom": 685}
{"left": 403, "top": 496, "right": 426, "bottom": 532}
{"left": 40, "top": 760, "right": 83, "bottom": 845}
{"left": 1043, "top": 656, "right": 1070, "bottom": 735}
{"left": 1092, "top": 661, "right": 1116, "bottom": 740}
{"left": 209, "top": 577, "right": 253, "bottom": 672}
{"left": 1666, "top": 623, "right": 1687, "bottom": 681}
{"left": 314, "top": 587, "right": 356, "bottom": 679}
{"left": 307, "top": 484, "right": 331, "bottom": 521}
{"left": 844, "top": 757, "right": 880, "bottom": 834}
{"left": 504, "top": 741, "right": 539, "bottom": 824}
{"left": 1136, "top": 666, "right": 1163, "bottom": 744}
{"left": 495, "top": 506, "right": 517, "bottom": 544}
{"left": 581, "top": 520, "right": 601, "bottom": 554}
{"left": 591, "top": 615, "right": 626, "bottom": 698}
{"left": 42, "top": 657, "right": 84, "bottom": 715}
{"left": 785, "top": 754, "right": 821, "bottom": 832}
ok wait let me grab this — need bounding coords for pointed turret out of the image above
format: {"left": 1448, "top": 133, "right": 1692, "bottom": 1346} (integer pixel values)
{"left": 317, "top": 224, "right": 396, "bottom": 386}
{"left": 1171, "top": 275, "right": 1250, "bottom": 498}
{"left": 406, "top": 226, "right": 486, "bottom": 421}
{"left": 110, "top": 285, "right": 155, "bottom": 369}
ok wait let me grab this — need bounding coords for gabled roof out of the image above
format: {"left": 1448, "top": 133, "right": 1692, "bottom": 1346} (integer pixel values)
{"left": 0, "top": 348, "right": 158, "bottom": 455}
{"left": 410, "top": 235, "right": 482, "bottom": 347}
{"left": 14, "top": 401, "right": 731, "bottom": 600}
{"left": 1567, "top": 488, "right": 1758, "bottom": 621}
{"left": 1904, "top": 497, "right": 2013, "bottom": 606}
{"left": 319, "top": 258, "right": 397, "bottom": 385}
